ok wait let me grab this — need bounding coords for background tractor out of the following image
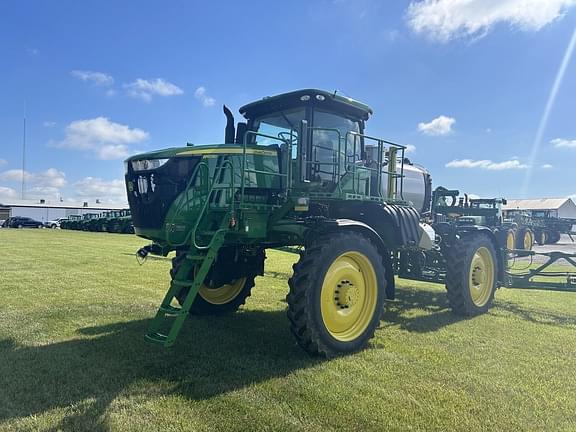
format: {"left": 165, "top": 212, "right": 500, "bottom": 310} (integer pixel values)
{"left": 503, "top": 208, "right": 575, "bottom": 245}
{"left": 125, "top": 89, "right": 504, "bottom": 356}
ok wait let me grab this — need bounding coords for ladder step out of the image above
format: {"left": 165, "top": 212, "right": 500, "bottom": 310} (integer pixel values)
{"left": 159, "top": 304, "right": 184, "bottom": 315}
{"left": 171, "top": 279, "right": 193, "bottom": 287}
{"left": 144, "top": 332, "right": 168, "bottom": 344}
{"left": 185, "top": 254, "right": 205, "bottom": 261}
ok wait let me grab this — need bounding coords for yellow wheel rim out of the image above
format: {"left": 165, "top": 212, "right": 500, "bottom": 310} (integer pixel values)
{"left": 506, "top": 231, "right": 515, "bottom": 250}
{"left": 198, "top": 278, "right": 246, "bottom": 305}
{"left": 320, "top": 251, "right": 378, "bottom": 342}
{"left": 524, "top": 231, "right": 532, "bottom": 250}
{"left": 468, "top": 247, "right": 495, "bottom": 307}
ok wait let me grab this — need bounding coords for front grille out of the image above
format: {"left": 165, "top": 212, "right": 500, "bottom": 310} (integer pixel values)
{"left": 126, "top": 156, "right": 201, "bottom": 229}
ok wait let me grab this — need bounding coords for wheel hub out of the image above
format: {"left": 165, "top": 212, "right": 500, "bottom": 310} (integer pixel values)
{"left": 471, "top": 265, "right": 486, "bottom": 286}
{"left": 334, "top": 280, "right": 359, "bottom": 309}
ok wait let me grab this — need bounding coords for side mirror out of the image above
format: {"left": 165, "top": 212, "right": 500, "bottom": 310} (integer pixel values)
{"left": 299, "top": 120, "right": 310, "bottom": 182}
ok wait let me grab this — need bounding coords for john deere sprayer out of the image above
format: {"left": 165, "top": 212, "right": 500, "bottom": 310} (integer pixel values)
{"left": 125, "top": 89, "right": 505, "bottom": 356}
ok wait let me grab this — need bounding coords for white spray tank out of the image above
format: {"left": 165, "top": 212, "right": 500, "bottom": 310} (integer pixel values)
{"left": 365, "top": 145, "right": 432, "bottom": 214}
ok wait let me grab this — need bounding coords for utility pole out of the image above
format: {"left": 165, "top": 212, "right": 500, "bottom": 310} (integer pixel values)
{"left": 21, "top": 101, "right": 26, "bottom": 200}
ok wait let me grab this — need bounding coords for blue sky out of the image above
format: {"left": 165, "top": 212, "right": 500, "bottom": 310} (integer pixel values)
{"left": 0, "top": 0, "right": 575, "bottom": 204}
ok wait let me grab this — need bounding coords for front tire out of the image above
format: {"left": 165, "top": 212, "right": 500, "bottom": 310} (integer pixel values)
{"left": 515, "top": 227, "right": 534, "bottom": 250}
{"left": 173, "top": 252, "right": 257, "bottom": 315}
{"left": 445, "top": 233, "right": 498, "bottom": 316}
{"left": 287, "top": 231, "right": 386, "bottom": 357}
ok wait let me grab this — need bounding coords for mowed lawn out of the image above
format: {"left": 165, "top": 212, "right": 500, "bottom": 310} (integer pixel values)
{"left": 0, "top": 229, "right": 575, "bottom": 432}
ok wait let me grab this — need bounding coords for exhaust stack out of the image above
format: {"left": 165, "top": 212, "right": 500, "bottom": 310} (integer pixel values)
{"left": 223, "top": 105, "right": 235, "bottom": 143}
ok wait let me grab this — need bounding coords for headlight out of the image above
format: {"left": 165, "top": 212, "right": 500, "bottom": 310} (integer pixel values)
{"left": 131, "top": 158, "right": 169, "bottom": 172}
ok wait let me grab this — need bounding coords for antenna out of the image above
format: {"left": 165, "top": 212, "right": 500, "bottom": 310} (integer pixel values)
{"left": 21, "top": 100, "right": 26, "bottom": 200}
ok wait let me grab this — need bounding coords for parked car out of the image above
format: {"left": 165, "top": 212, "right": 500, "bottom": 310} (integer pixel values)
{"left": 44, "top": 217, "right": 68, "bottom": 229}
{"left": 0, "top": 219, "right": 5, "bottom": 227}
{"left": 7, "top": 216, "right": 44, "bottom": 228}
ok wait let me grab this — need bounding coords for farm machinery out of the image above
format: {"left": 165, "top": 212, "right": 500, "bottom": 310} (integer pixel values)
{"left": 124, "top": 89, "right": 514, "bottom": 356}
{"left": 110, "top": 209, "right": 134, "bottom": 234}
{"left": 60, "top": 210, "right": 133, "bottom": 233}
{"left": 397, "top": 187, "right": 576, "bottom": 293}
{"left": 503, "top": 209, "right": 575, "bottom": 245}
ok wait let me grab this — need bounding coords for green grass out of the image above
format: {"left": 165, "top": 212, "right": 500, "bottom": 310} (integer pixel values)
{"left": 1, "top": 229, "right": 575, "bottom": 431}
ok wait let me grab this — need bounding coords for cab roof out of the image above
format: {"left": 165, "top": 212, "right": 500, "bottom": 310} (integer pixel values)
{"left": 239, "top": 89, "right": 373, "bottom": 121}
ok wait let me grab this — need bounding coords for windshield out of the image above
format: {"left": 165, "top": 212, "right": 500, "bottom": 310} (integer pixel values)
{"left": 251, "top": 108, "right": 304, "bottom": 145}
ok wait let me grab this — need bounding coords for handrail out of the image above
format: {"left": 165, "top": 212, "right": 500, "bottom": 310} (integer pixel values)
{"left": 165, "top": 159, "right": 236, "bottom": 249}
{"left": 297, "top": 127, "right": 407, "bottom": 200}
{"left": 241, "top": 130, "right": 292, "bottom": 208}
{"left": 191, "top": 159, "right": 235, "bottom": 250}
{"left": 165, "top": 161, "right": 209, "bottom": 247}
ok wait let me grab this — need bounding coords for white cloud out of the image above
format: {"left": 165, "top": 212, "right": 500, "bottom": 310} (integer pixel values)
{"left": 551, "top": 137, "right": 576, "bottom": 148}
{"left": 194, "top": 86, "right": 216, "bottom": 107}
{"left": 0, "top": 168, "right": 66, "bottom": 188}
{"left": 418, "top": 115, "right": 455, "bottom": 135}
{"left": 43, "top": 121, "right": 56, "bottom": 128}
{"left": 125, "top": 78, "right": 183, "bottom": 101}
{"left": 71, "top": 70, "right": 114, "bottom": 86}
{"left": 541, "top": 163, "right": 554, "bottom": 169}
{"left": 407, "top": 0, "right": 576, "bottom": 42}
{"left": 406, "top": 144, "right": 417, "bottom": 153}
{"left": 0, "top": 186, "right": 17, "bottom": 200}
{"left": 446, "top": 158, "right": 529, "bottom": 170}
{"left": 0, "top": 168, "right": 66, "bottom": 200}
{"left": 53, "top": 117, "right": 149, "bottom": 160}
{"left": 73, "top": 177, "right": 127, "bottom": 204}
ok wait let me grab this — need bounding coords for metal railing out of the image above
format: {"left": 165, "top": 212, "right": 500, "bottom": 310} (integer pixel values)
{"left": 166, "top": 159, "right": 236, "bottom": 249}
{"left": 302, "top": 127, "right": 406, "bottom": 200}
{"left": 240, "top": 130, "right": 293, "bottom": 207}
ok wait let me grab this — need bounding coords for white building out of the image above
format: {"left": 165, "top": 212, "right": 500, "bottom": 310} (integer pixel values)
{"left": 503, "top": 197, "right": 576, "bottom": 219}
{"left": 0, "top": 199, "right": 126, "bottom": 223}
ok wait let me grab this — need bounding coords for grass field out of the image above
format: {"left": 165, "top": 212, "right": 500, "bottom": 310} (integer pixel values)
{"left": 1, "top": 229, "right": 575, "bottom": 431}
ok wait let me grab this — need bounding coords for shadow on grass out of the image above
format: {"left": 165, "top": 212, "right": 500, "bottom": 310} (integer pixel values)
{"left": 384, "top": 286, "right": 466, "bottom": 333}
{"left": 494, "top": 300, "right": 576, "bottom": 328}
{"left": 0, "top": 310, "right": 319, "bottom": 431}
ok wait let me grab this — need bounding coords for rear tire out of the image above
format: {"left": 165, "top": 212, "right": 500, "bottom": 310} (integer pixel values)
{"left": 287, "top": 231, "right": 386, "bottom": 357}
{"left": 535, "top": 230, "right": 547, "bottom": 245}
{"left": 445, "top": 233, "right": 498, "bottom": 316}
{"left": 547, "top": 231, "right": 561, "bottom": 244}
{"left": 173, "top": 251, "right": 257, "bottom": 315}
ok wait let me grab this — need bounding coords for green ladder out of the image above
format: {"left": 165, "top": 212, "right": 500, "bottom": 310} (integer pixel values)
{"left": 144, "top": 230, "right": 226, "bottom": 347}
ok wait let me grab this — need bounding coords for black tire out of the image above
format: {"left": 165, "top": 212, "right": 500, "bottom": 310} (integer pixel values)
{"left": 173, "top": 251, "right": 257, "bottom": 315}
{"left": 547, "top": 231, "right": 561, "bottom": 244}
{"left": 445, "top": 233, "right": 498, "bottom": 316}
{"left": 286, "top": 231, "right": 386, "bottom": 357}
{"left": 496, "top": 228, "right": 515, "bottom": 250}
{"left": 515, "top": 227, "right": 533, "bottom": 250}
{"left": 535, "top": 230, "right": 547, "bottom": 245}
